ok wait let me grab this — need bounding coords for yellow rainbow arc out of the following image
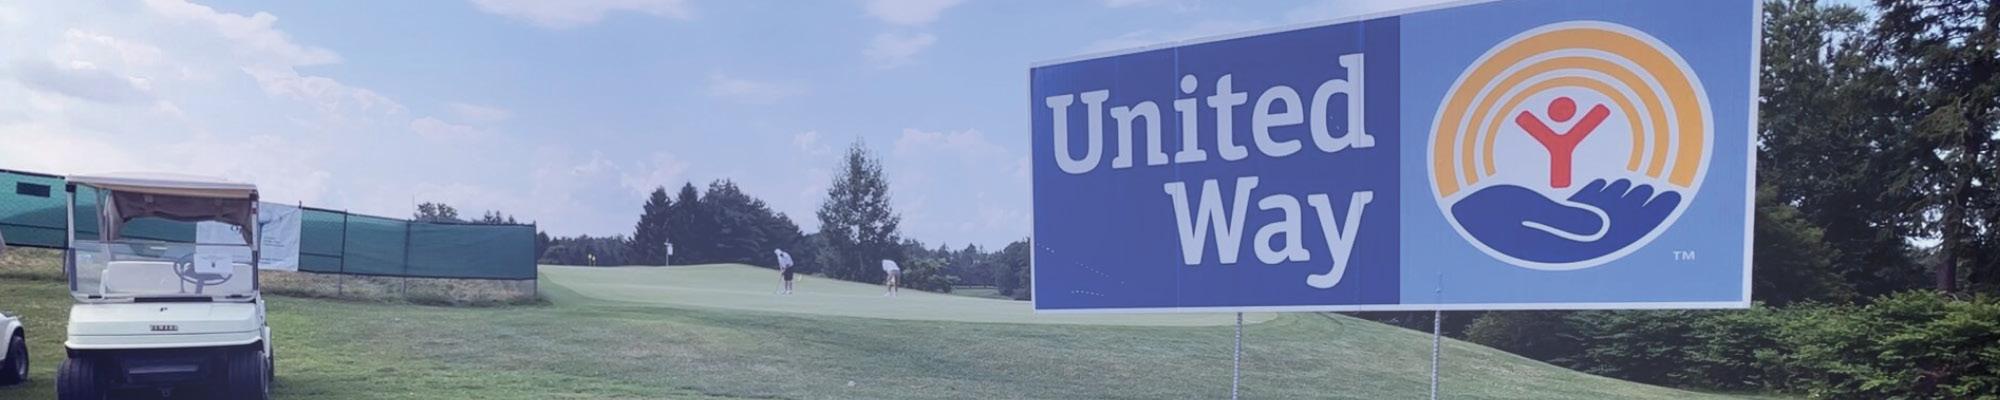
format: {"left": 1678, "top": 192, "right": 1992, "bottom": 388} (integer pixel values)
{"left": 1431, "top": 24, "right": 1707, "bottom": 197}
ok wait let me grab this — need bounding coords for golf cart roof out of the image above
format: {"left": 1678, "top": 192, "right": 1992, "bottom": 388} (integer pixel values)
{"left": 69, "top": 172, "right": 257, "bottom": 199}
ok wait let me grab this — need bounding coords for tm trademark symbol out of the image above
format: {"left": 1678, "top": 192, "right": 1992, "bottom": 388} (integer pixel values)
{"left": 1673, "top": 250, "right": 1697, "bottom": 261}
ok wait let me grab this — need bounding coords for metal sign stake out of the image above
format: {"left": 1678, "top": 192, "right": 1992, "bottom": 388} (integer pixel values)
{"left": 1233, "top": 311, "right": 1243, "bottom": 400}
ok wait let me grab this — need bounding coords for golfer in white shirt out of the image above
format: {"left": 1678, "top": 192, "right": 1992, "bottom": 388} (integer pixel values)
{"left": 775, "top": 249, "right": 796, "bottom": 295}
{"left": 881, "top": 259, "right": 901, "bottom": 296}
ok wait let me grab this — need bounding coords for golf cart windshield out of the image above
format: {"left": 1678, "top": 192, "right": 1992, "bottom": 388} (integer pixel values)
{"left": 66, "top": 176, "right": 260, "bottom": 301}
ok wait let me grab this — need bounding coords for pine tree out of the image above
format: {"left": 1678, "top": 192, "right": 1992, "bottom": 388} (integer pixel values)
{"left": 667, "top": 182, "right": 706, "bottom": 263}
{"left": 815, "top": 140, "right": 904, "bottom": 282}
{"left": 632, "top": 186, "right": 673, "bottom": 265}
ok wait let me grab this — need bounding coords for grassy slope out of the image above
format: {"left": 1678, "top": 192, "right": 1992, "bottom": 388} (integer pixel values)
{"left": 0, "top": 260, "right": 1764, "bottom": 399}
{"left": 543, "top": 265, "right": 1277, "bottom": 326}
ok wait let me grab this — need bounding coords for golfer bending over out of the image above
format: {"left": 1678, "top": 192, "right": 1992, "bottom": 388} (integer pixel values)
{"left": 881, "top": 259, "right": 901, "bottom": 297}
{"left": 774, "top": 249, "right": 796, "bottom": 295}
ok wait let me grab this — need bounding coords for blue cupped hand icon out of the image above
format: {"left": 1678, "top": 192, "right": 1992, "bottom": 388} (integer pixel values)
{"left": 1450, "top": 179, "right": 1681, "bottom": 265}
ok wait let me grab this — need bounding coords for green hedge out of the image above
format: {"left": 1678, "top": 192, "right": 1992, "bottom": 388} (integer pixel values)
{"left": 1466, "top": 292, "right": 2000, "bottom": 399}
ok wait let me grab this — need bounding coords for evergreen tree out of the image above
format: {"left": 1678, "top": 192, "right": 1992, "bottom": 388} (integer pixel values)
{"left": 413, "top": 202, "right": 461, "bottom": 223}
{"left": 632, "top": 187, "right": 674, "bottom": 265}
{"left": 815, "top": 140, "right": 904, "bottom": 282}
{"left": 666, "top": 183, "right": 706, "bottom": 264}
{"left": 1875, "top": 0, "right": 2000, "bottom": 292}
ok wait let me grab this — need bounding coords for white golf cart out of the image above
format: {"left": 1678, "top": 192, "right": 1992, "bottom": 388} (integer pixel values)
{"left": 59, "top": 173, "right": 271, "bottom": 400}
{"left": 0, "top": 309, "right": 24, "bottom": 386}
{"left": 0, "top": 218, "right": 22, "bottom": 386}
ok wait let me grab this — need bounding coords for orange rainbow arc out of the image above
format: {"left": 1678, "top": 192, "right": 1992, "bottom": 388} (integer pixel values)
{"left": 1431, "top": 24, "right": 1708, "bottom": 198}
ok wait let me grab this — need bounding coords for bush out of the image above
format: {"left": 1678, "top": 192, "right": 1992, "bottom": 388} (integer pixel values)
{"left": 1774, "top": 292, "right": 2000, "bottom": 399}
{"left": 1464, "top": 294, "right": 2000, "bottom": 399}
{"left": 898, "top": 258, "right": 953, "bottom": 293}
{"left": 1464, "top": 311, "right": 1582, "bottom": 363}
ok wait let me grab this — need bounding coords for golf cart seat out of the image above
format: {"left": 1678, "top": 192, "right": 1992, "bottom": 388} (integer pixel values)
{"left": 102, "top": 261, "right": 255, "bottom": 295}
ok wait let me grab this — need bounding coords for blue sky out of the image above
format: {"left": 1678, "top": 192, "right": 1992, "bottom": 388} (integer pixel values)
{"left": 0, "top": 0, "right": 1445, "bottom": 248}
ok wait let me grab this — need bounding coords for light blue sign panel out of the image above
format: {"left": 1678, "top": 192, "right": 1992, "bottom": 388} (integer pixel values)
{"left": 1030, "top": 0, "right": 1756, "bottom": 313}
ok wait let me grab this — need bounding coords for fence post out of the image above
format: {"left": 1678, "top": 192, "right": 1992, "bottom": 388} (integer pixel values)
{"left": 338, "top": 210, "right": 348, "bottom": 297}
{"left": 531, "top": 222, "right": 540, "bottom": 301}
{"left": 401, "top": 220, "right": 411, "bottom": 298}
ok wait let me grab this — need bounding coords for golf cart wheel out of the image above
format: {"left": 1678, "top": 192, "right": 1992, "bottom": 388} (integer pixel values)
{"left": 0, "top": 334, "right": 24, "bottom": 385}
{"left": 225, "top": 348, "right": 270, "bottom": 400}
{"left": 57, "top": 357, "right": 103, "bottom": 400}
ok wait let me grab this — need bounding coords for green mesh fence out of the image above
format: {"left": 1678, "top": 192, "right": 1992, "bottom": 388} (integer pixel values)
{"left": 0, "top": 169, "right": 536, "bottom": 280}
{"left": 0, "top": 169, "right": 66, "bottom": 248}
{"left": 340, "top": 214, "right": 408, "bottom": 276}
{"left": 408, "top": 222, "right": 537, "bottom": 279}
{"left": 299, "top": 208, "right": 347, "bottom": 274}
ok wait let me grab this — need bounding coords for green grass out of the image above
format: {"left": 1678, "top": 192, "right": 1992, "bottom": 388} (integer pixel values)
{"left": 544, "top": 265, "right": 1275, "bottom": 326}
{"left": 948, "top": 286, "right": 1014, "bottom": 301}
{"left": 0, "top": 258, "right": 1774, "bottom": 399}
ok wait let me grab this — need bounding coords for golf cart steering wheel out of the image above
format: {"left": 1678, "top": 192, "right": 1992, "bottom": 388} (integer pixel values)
{"left": 172, "top": 253, "right": 233, "bottom": 294}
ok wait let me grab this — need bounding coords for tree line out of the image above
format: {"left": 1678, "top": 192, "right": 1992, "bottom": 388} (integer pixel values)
{"left": 531, "top": 140, "right": 1030, "bottom": 296}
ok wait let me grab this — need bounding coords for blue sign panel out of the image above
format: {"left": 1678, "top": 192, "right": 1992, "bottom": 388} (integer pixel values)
{"left": 1031, "top": 0, "right": 1756, "bottom": 312}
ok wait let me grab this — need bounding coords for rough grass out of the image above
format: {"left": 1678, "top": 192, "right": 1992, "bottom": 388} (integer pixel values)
{"left": 543, "top": 264, "right": 1275, "bottom": 326}
{"left": 0, "top": 247, "right": 63, "bottom": 282}
{"left": 0, "top": 254, "right": 1780, "bottom": 399}
{"left": 261, "top": 271, "right": 539, "bottom": 307}
{"left": 948, "top": 286, "right": 1016, "bottom": 301}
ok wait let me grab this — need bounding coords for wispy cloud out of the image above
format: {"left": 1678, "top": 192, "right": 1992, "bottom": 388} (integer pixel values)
{"left": 794, "top": 130, "right": 833, "bottom": 155}
{"left": 468, "top": 0, "right": 692, "bottom": 29}
{"left": 446, "top": 102, "right": 512, "bottom": 125}
{"left": 863, "top": 0, "right": 962, "bottom": 25}
{"left": 409, "top": 116, "right": 485, "bottom": 142}
{"left": 865, "top": 32, "right": 937, "bottom": 69}
{"left": 706, "top": 73, "right": 805, "bottom": 105}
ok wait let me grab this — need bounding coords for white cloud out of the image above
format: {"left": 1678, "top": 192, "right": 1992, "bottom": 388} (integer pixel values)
{"left": 865, "top": 32, "right": 937, "bottom": 69}
{"left": 469, "top": 0, "right": 692, "bottom": 29}
{"left": 706, "top": 73, "right": 805, "bottom": 105}
{"left": 885, "top": 128, "right": 1029, "bottom": 245}
{"left": 409, "top": 116, "right": 485, "bottom": 142}
{"left": 618, "top": 151, "right": 691, "bottom": 195}
{"left": 793, "top": 130, "right": 832, "bottom": 155}
{"left": 445, "top": 102, "right": 512, "bottom": 125}
{"left": 241, "top": 65, "right": 405, "bottom": 116}
{"left": 10, "top": 59, "right": 153, "bottom": 104}
{"left": 893, "top": 128, "right": 1007, "bottom": 160}
{"left": 141, "top": 0, "right": 340, "bottom": 66}
{"left": 1083, "top": 20, "right": 1263, "bottom": 53}
{"left": 864, "top": 0, "right": 962, "bottom": 25}
{"left": 57, "top": 29, "right": 167, "bottom": 72}
{"left": 1103, "top": 0, "right": 1158, "bottom": 7}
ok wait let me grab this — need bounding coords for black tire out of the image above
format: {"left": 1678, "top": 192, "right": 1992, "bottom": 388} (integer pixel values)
{"left": 57, "top": 356, "right": 103, "bottom": 400}
{"left": 265, "top": 345, "right": 275, "bottom": 384}
{"left": 225, "top": 349, "right": 269, "bottom": 400}
{"left": 0, "top": 334, "right": 24, "bottom": 386}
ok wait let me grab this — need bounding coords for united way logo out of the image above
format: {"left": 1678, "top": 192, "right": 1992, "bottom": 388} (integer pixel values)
{"left": 1427, "top": 21, "right": 1712, "bottom": 270}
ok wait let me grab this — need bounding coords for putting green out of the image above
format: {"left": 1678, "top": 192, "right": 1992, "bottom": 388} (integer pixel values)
{"left": 541, "top": 264, "right": 1277, "bottom": 326}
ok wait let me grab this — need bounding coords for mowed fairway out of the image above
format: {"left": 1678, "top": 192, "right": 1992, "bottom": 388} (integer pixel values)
{"left": 0, "top": 258, "right": 1770, "bottom": 399}
{"left": 542, "top": 264, "right": 1276, "bottom": 326}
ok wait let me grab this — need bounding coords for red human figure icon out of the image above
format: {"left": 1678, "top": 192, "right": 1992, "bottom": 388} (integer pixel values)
{"left": 1515, "top": 96, "right": 1611, "bottom": 188}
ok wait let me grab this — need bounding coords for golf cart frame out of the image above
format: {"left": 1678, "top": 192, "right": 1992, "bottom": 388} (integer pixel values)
{"left": 59, "top": 173, "right": 271, "bottom": 400}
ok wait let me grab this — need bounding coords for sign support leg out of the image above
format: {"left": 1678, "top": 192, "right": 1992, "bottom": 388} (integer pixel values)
{"left": 1430, "top": 309, "right": 1442, "bottom": 400}
{"left": 1233, "top": 311, "right": 1243, "bottom": 400}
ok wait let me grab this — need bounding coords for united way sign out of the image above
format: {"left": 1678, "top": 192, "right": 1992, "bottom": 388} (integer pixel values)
{"left": 1030, "top": 0, "right": 1756, "bottom": 312}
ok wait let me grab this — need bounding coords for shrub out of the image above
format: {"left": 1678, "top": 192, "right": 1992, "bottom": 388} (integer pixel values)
{"left": 1464, "top": 311, "right": 1582, "bottom": 363}
{"left": 1775, "top": 292, "right": 2000, "bottom": 399}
